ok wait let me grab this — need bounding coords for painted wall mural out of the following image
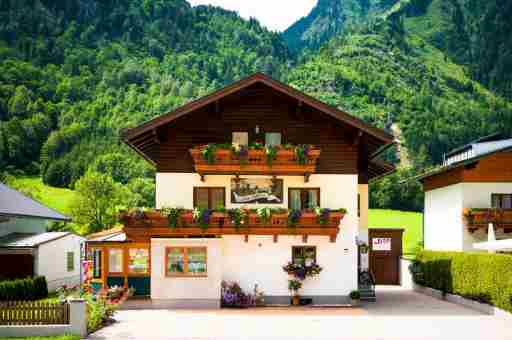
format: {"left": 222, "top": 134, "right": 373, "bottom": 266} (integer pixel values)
{"left": 231, "top": 178, "right": 283, "bottom": 204}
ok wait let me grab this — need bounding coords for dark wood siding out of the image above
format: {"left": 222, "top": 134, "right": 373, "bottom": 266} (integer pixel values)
{"left": 156, "top": 83, "right": 360, "bottom": 174}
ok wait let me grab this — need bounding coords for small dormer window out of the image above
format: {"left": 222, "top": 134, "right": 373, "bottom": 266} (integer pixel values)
{"left": 265, "top": 132, "right": 281, "bottom": 146}
{"left": 232, "top": 132, "right": 248, "bottom": 146}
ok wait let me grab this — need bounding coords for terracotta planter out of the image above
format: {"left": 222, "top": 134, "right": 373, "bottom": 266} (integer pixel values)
{"left": 271, "top": 213, "right": 288, "bottom": 226}
{"left": 210, "top": 212, "right": 228, "bottom": 227}
{"left": 328, "top": 212, "right": 345, "bottom": 226}
{"left": 350, "top": 299, "right": 360, "bottom": 307}
{"left": 292, "top": 296, "right": 300, "bottom": 306}
{"left": 180, "top": 211, "right": 195, "bottom": 226}
{"left": 247, "top": 212, "right": 260, "bottom": 225}
{"left": 299, "top": 211, "right": 317, "bottom": 226}
{"left": 144, "top": 211, "right": 161, "bottom": 219}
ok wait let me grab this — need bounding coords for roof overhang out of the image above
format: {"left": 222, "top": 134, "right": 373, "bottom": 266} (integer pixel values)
{"left": 122, "top": 73, "right": 394, "bottom": 164}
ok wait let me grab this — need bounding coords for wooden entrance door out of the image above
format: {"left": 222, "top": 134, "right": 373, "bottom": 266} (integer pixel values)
{"left": 369, "top": 229, "right": 403, "bottom": 285}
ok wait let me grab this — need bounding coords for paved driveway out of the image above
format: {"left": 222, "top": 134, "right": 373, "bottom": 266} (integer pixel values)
{"left": 88, "top": 287, "right": 512, "bottom": 340}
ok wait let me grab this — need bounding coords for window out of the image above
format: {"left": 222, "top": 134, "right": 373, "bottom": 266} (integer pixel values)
{"left": 492, "top": 194, "right": 512, "bottom": 209}
{"left": 67, "top": 252, "right": 74, "bottom": 272}
{"left": 166, "top": 247, "right": 207, "bottom": 277}
{"left": 92, "top": 249, "right": 102, "bottom": 279}
{"left": 232, "top": 132, "right": 249, "bottom": 146}
{"left": 108, "top": 248, "right": 123, "bottom": 274}
{"left": 194, "top": 187, "right": 225, "bottom": 209}
{"left": 265, "top": 132, "right": 282, "bottom": 146}
{"left": 128, "top": 248, "right": 149, "bottom": 274}
{"left": 288, "top": 188, "right": 320, "bottom": 210}
{"left": 292, "top": 246, "right": 316, "bottom": 266}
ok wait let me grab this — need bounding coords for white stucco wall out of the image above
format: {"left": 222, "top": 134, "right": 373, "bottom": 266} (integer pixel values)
{"left": 461, "top": 183, "right": 512, "bottom": 250}
{"left": 358, "top": 184, "right": 369, "bottom": 270}
{"left": 151, "top": 238, "right": 223, "bottom": 306}
{"left": 424, "top": 184, "right": 464, "bottom": 251}
{"left": 425, "top": 182, "right": 512, "bottom": 252}
{"left": 0, "top": 217, "right": 47, "bottom": 237}
{"left": 153, "top": 173, "right": 360, "bottom": 301}
{"left": 36, "top": 234, "right": 84, "bottom": 291}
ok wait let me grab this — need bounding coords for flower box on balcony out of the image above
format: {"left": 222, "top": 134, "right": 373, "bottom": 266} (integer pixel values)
{"left": 189, "top": 144, "right": 321, "bottom": 176}
{"left": 271, "top": 212, "right": 288, "bottom": 226}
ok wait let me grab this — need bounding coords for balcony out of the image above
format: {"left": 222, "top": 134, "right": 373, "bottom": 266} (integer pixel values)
{"left": 121, "top": 208, "right": 345, "bottom": 242}
{"left": 463, "top": 208, "right": 512, "bottom": 232}
{"left": 189, "top": 144, "right": 321, "bottom": 181}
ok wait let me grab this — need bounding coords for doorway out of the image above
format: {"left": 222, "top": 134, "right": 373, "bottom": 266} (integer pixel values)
{"left": 368, "top": 229, "right": 403, "bottom": 285}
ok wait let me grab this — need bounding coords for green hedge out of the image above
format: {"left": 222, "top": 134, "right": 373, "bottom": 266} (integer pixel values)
{"left": 412, "top": 251, "right": 512, "bottom": 312}
{"left": 0, "top": 276, "right": 48, "bottom": 301}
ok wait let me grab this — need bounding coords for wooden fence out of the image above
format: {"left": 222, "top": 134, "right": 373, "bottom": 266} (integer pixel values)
{"left": 0, "top": 301, "right": 69, "bottom": 325}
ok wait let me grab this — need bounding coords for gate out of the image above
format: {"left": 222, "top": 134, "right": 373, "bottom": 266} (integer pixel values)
{"left": 369, "top": 228, "right": 404, "bottom": 285}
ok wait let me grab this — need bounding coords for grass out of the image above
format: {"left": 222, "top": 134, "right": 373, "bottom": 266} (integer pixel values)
{"left": 368, "top": 209, "right": 423, "bottom": 256}
{"left": 0, "top": 336, "right": 79, "bottom": 340}
{"left": 8, "top": 177, "right": 78, "bottom": 215}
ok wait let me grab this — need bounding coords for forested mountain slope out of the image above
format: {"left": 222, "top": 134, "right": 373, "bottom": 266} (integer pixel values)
{"left": 282, "top": 0, "right": 399, "bottom": 54}
{"left": 402, "top": 0, "right": 512, "bottom": 99}
{"left": 0, "top": 0, "right": 289, "bottom": 188}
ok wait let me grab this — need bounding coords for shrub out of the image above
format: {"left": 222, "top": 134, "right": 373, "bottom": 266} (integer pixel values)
{"left": 349, "top": 290, "right": 361, "bottom": 300}
{"left": 0, "top": 276, "right": 48, "bottom": 300}
{"left": 85, "top": 293, "right": 117, "bottom": 333}
{"left": 413, "top": 251, "right": 512, "bottom": 312}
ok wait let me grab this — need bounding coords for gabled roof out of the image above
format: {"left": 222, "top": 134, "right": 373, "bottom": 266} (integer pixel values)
{"left": 122, "top": 73, "right": 394, "bottom": 164}
{"left": 0, "top": 182, "right": 70, "bottom": 221}
{"left": 417, "top": 144, "right": 512, "bottom": 182}
{"left": 0, "top": 232, "right": 72, "bottom": 248}
{"left": 87, "top": 226, "right": 126, "bottom": 242}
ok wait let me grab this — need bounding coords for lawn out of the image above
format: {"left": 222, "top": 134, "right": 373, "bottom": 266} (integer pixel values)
{"left": 9, "top": 177, "right": 78, "bottom": 215}
{"left": 368, "top": 209, "right": 423, "bottom": 256}
{"left": 0, "top": 336, "right": 79, "bottom": 340}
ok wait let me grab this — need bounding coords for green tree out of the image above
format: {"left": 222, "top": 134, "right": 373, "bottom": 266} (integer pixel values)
{"left": 69, "top": 171, "right": 131, "bottom": 234}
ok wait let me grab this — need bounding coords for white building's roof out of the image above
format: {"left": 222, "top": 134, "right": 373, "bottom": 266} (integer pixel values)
{"left": 0, "top": 182, "right": 70, "bottom": 221}
{"left": 473, "top": 239, "right": 512, "bottom": 251}
{"left": 0, "top": 232, "right": 72, "bottom": 248}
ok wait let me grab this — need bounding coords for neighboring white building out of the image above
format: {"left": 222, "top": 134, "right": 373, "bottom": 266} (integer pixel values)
{"left": 0, "top": 182, "right": 84, "bottom": 291}
{"left": 86, "top": 73, "right": 395, "bottom": 307}
{"left": 419, "top": 134, "right": 512, "bottom": 252}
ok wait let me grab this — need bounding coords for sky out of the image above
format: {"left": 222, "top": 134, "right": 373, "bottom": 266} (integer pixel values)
{"left": 187, "top": 0, "right": 317, "bottom": 32}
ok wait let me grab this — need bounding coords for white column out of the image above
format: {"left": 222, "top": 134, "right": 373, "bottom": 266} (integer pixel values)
{"left": 68, "top": 298, "right": 87, "bottom": 337}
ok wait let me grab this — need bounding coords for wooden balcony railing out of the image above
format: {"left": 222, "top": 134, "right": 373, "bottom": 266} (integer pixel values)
{"left": 121, "top": 209, "right": 344, "bottom": 242}
{"left": 463, "top": 208, "right": 512, "bottom": 232}
{"left": 189, "top": 144, "right": 321, "bottom": 180}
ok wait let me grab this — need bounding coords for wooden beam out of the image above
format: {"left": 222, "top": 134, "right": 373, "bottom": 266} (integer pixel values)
{"left": 244, "top": 235, "right": 249, "bottom": 243}
{"left": 302, "top": 235, "right": 308, "bottom": 243}
{"left": 152, "top": 128, "right": 161, "bottom": 144}
{"left": 329, "top": 235, "right": 337, "bottom": 243}
{"left": 352, "top": 131, "right": 363, "bottom": 146}
{"left": 304, "top": 173, "right": 310, "bottom": 183}
{"left": 273, "top": 235, "right": 278, "bottom": 243}
{"left": 200, "top": 174, "right": 205, "bottom": 182}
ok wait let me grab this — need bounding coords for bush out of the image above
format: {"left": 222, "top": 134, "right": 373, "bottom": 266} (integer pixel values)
{"left": 85, "top": 293, "right": 117, "bottom": 333}
{"left": 0, "top": 276, "right": 48, "bottom": 300}
{"left": 413, "top": 251, "right": 512, "bottom": 312}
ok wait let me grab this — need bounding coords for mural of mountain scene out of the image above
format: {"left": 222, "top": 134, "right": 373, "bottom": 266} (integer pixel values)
{"left": 1, "top": 0, "right": 512, "bottom": 233}
{"left": 231, "top": 178, "right": 284, "bottom": 204}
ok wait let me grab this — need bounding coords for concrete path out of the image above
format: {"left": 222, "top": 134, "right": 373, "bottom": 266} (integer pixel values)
{"left": 88, "top": 287, "right": 512, "bottom": 340}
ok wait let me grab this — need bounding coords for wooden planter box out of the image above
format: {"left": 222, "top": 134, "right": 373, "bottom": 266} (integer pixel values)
{"left": 271, "top": 213, "right": 288, "bottom": 226}
{"left": 189, "top": 145, "right": 321, "bottom": 176}
{"left": 328, "top": 212, "right": 345, "bottom": 227}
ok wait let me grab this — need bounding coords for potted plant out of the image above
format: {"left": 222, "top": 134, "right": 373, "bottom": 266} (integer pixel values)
{"left": 463, "top": 208, "right": 474, "bottom": 225}
{"left": 328, "top": 208, "right": 347, "bottom": 226}
{"left": 349, "top": 290, "right": 361, "bottom": 306}
{"left": 180, "top": 209, "right": 194, "bottom": 226}
{"left": 288, "top": 279, "right": 302, "bottom": 306}
{"left": 256, "top": 207, "right": 272, "bottom": 224}
{"left": 161, "top": 207, "right": 183, "bottom": 228}
{"left": 287, "top": 209, "right": 302, "bottom": 227}
{"left": 271, "top": 208, "right": 288, "bottom": 226}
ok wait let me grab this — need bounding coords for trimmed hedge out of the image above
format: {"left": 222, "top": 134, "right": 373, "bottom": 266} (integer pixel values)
{"left": 0, "top": 276, "right": 48, "bottom": 301}
{"left": 412, "top": 251, "right": 512, "bottom": 312}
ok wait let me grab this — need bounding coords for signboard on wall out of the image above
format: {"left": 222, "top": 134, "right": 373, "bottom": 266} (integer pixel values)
{"left": 372, "top": 237, "right": 392, "bottom": 251}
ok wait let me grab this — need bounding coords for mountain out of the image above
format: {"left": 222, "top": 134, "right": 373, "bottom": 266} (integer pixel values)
{"left": 0, "top": 0, "right": 289, "bottom": 187}
{"left": 282, "top": 0, "right": 399, "bottom": 54}
{"left": 401, "top": 0, "right": 512, "bottom": 99}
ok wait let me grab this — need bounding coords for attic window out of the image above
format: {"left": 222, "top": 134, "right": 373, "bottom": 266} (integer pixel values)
{"left": 265, "top": 132, "right": 281, "bottom": 146}
{"left": 232, "top": 132, "right": 248, "bottom": 146}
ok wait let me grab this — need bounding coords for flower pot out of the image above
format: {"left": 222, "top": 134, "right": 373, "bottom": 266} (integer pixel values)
{"left": 299, "top": 211, "right": 316, "bottom": 226}
{"left": 292, "top": 296, "right": 300, "bottom": 306}
{"left": 350, "top": 299, "right": 360, "bottom": 307}
{"left": 328, "top": 212, "right": 345, "bottom": 226}
{"left": 210, "top": 212, "right": 228, "bottom": 227}
{"left": 271, "top": 213, "right": 288, "bottom": 226}
{"left": 180, "top": 211, "right": 195, "bottom": 226}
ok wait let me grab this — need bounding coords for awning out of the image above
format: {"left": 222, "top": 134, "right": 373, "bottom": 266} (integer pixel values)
{"left": 473, "top": 239, "right": 512, "bottom": 251}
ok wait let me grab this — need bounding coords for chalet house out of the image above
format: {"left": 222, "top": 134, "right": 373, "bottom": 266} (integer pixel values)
{"left": 86, "top": 73, "right": 394, "bottom": 308}
{"left": 419, "top": 134, "right": 512, "bottom": 252}
{"left": 0, "top": 182, "right": 84, "bottom": 291}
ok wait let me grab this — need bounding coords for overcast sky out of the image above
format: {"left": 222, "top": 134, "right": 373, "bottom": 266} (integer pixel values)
{"left": 188, "top": 0, "right": 317, "bottom": 32}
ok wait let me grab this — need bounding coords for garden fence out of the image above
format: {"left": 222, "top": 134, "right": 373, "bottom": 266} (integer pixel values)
{"left": 0, "top": 300, "right": 69, "bottom": 325}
